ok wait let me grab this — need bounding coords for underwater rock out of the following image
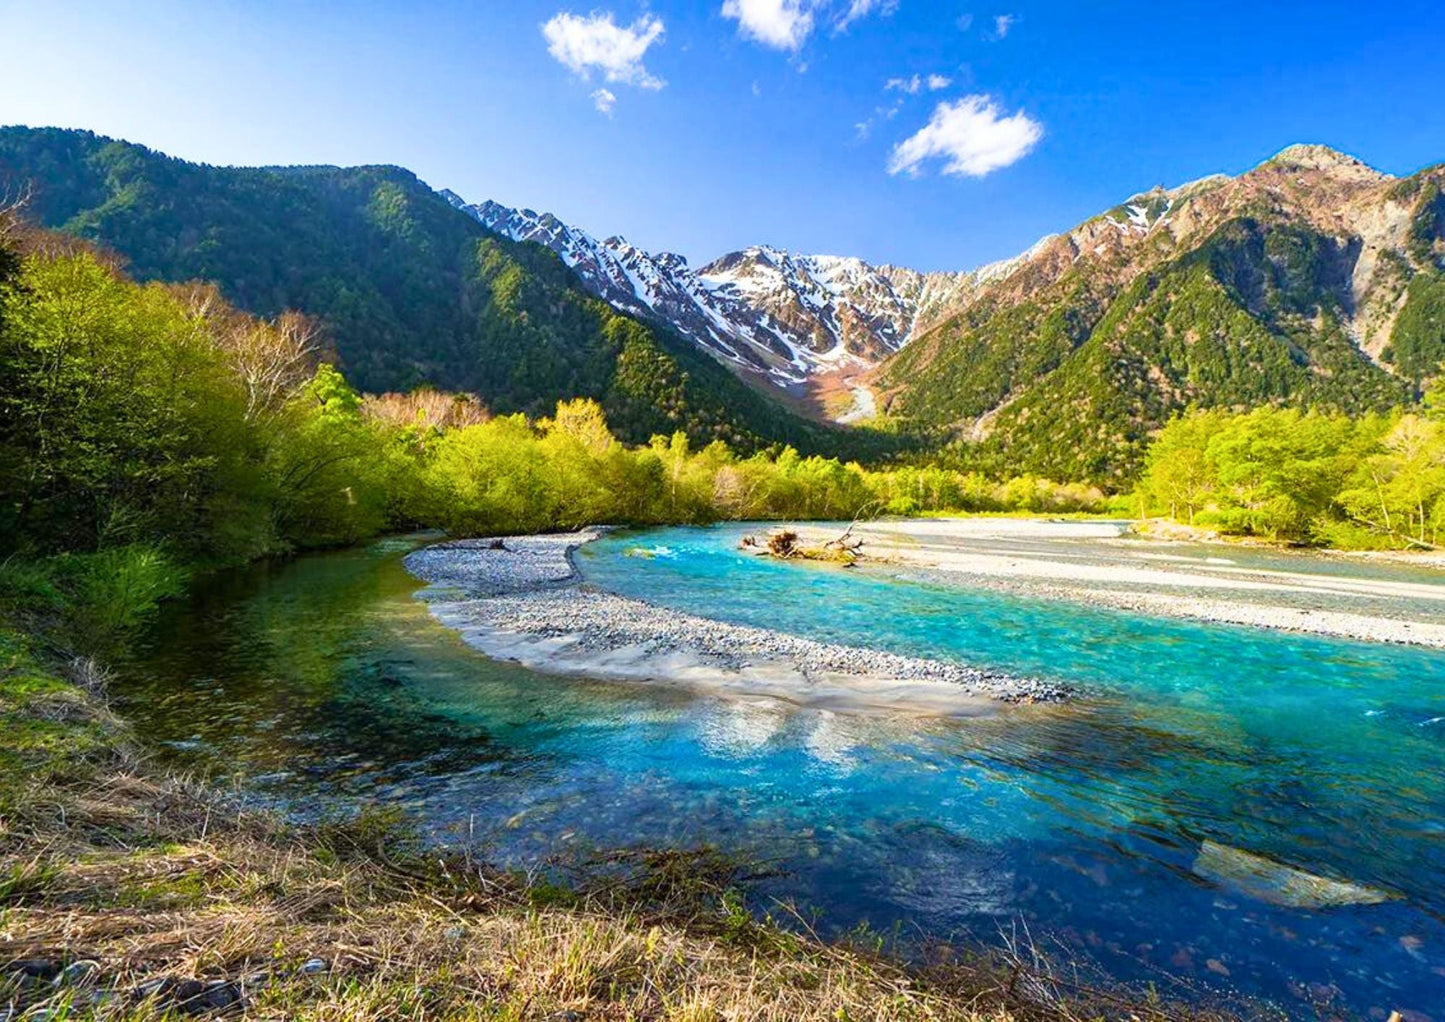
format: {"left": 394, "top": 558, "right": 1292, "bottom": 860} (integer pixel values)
{"left": 199, "top": 980, "right": 242, "bottom": 1010}
{"left": 1192, "top": 840, "right": 1394, "bottom": 909}
{"left": 54, "top": 960, "right": 101, "bottom": 986}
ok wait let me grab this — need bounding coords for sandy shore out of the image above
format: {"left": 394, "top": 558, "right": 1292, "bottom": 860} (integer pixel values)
{"left": 404, "top": 531, "right": 1065, "bottom": 711}
{"left": 791, "top": 518, "right": 1445, "bottom": 648}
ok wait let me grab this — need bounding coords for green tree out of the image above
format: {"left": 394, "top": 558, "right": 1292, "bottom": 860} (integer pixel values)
{"left": 1337, "top": 415, "right": 1445, "bottom": 548}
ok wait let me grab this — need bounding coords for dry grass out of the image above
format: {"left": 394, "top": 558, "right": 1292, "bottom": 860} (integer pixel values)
{"left": 0, "top": 771, "right": 1013, "bottom": 1021}
{"left": 0, "top": 638, "right": 1245, "bottom": 1022}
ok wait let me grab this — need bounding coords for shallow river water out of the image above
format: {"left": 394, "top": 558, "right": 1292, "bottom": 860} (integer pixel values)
{"left": 116, "top": 527, "right": 1445, "bottom": 1018}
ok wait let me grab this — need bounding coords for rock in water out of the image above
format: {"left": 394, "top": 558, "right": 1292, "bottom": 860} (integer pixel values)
{"left": 1192, "top": 839, "right": 1394, "bottom": 908}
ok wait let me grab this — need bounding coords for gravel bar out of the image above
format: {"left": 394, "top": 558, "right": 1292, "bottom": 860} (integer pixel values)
{"left": 404, "top": 531, "right": 1066, "bottom": 704}
{"left": 790, "top": 520, "right": 1445, "bottom": 649}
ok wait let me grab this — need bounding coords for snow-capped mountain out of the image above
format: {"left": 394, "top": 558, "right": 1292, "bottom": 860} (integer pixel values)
{"left": 444, "top": 141, "right": 1416, "bottom": 422}
{"left": 440, "top": 190, "right": 975, "bottom": 386}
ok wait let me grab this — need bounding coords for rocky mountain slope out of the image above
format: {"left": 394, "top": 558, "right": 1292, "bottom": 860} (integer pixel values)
{"left": 876, "top": 144, "right": 1445, "bottom": 483}
{"left": 448, "top": 193, "right": 997, "bottom": 389}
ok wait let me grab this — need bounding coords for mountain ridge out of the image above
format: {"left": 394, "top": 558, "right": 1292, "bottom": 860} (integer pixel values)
{"left": 447, "top": 190, "right": 992, "bottom": 399}
{"left": 445, "top": 143, "right": 1423, "bottom": 421}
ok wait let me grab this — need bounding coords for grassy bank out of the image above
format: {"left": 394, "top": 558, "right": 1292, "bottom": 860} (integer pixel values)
{"left": 0, "top": 629, "right": 1250, "bottom": 1022}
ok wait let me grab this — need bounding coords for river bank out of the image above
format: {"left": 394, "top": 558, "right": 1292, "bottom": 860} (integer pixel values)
{"left": 788, "top": 518, "right": 1445, "bottom": 648}
{"left": 404, "top": 531, "right": 1067, "bottom": 709}
{"left": 0, "top": 629, "right": 1071, "bottom": 1022}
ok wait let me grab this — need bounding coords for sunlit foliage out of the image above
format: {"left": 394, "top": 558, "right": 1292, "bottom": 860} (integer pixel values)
{"left": 1136, "top": 404, "right": 1445, "bottom": 548}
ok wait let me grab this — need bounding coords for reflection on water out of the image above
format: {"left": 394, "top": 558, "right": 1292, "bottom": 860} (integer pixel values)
{"left": 113, "top": 531, "right": 1445, "bottom": 1019}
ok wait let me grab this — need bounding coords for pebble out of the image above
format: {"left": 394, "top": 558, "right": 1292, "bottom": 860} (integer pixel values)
{"left": 297, "top": 958, "right": 328, "bottom": 976}
{"left": 1307, "top": 982, "right": 1339, "bottom": 1003}
{"left": 405, "top": 532, "right": 1068, "bottom": 703}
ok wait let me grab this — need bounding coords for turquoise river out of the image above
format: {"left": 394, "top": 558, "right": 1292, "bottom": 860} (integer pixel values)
{"left": 115, "top": 526, "right": 1445, "bottom": 1019}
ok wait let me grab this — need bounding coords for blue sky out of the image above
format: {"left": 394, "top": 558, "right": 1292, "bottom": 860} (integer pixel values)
{"left": 2, "top": 0, "right": 1442, "bottom": 271}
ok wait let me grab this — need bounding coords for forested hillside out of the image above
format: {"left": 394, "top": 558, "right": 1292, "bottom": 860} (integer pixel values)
{"left": 877, "top": 147, "right": 1445, "bottom": 485}
{"left": 0, "top": 127, "right": 864, "bottom": 457}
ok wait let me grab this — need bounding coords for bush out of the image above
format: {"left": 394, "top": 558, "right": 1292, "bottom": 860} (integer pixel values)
{"left": 52, "top": 545, "right": 188, "bottom": 640}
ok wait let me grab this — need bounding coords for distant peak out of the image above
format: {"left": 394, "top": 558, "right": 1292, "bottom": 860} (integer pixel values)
{"left": 1263, "top": 143, "right": 1384, "bottom": 177}
{"left": 470, "top": 198, "right": 519, "bottom": 222}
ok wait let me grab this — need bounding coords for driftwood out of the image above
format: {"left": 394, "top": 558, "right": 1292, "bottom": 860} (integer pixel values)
{"left": 739, "top": 526, "right": 864, "bottom": 566}
{"left": 822, "top": 523, "right": 865, "bottom": 556}
{"left": 1343, "top": 509, "right": 1442, "bottom": 551}
{"left": 768, "top": 531, "right": 800, "bottom": 558}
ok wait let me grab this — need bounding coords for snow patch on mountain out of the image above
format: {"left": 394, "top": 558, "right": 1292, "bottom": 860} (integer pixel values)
{"left": 445, "top": 191, "right": 982, "bottom": 388}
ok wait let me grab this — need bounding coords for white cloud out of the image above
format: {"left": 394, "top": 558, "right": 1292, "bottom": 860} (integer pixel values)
{"left": 542, "top": 11, "right": 666, "bottom": 90}
{"left": 721, "top": 0, "right": 894, "bottom": 52}
{"left": 722, "top": 0, "right": 815, "bottom": 50}
{"left": 835, "top": 0, "right": 899, "bottom": 31}
{"left": 591, "top": 88, "right": 617, "bottom": 114}
{"left": 955, "top": 13, "right": 974, "bottom": 30}
{"left": 885, "top": 73, "right": 953, "bottom": 94}
{"left": 993, "top": 14, "right": 1014, "bottom": 38}
{"left": 888, "top": 95, "right": 1042, "bottom": 178}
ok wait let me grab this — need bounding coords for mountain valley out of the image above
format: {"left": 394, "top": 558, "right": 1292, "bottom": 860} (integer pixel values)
{"left": 3, "top": 127, "right": 1441, "bottom": 484}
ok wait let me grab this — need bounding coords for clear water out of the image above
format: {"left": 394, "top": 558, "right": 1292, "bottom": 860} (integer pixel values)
{"left": 114, "top": 528, "right": 1445, "bottom": 1019}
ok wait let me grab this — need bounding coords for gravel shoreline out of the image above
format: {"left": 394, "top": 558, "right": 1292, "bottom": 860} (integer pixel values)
{"left": 792, "top": 521, "right": 1445, "bottom": 649}
{"left": 404, "top": 531, "right": 1066, "bottom": 706}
